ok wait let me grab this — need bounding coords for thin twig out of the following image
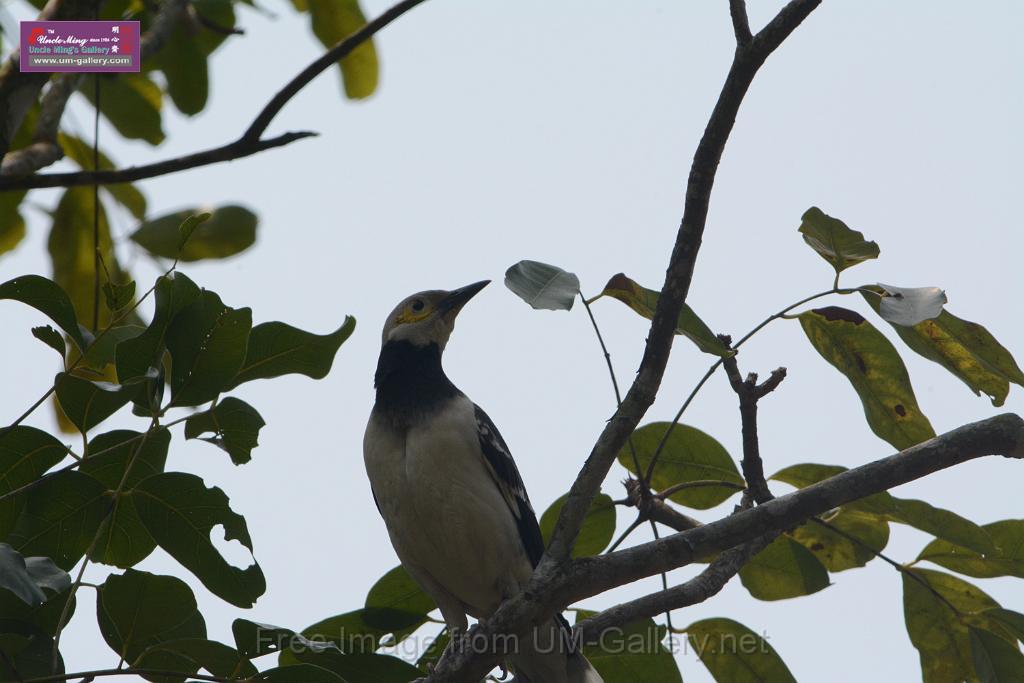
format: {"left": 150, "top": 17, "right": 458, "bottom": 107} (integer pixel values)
{"left": 25, "top": 669, "right": 233, "bottom": 683}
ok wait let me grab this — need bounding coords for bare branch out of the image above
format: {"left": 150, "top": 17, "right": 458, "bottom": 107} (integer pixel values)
{"left": 428, "top": 413, "right": 1023, "bottom": 681}
{"left": 728, "top": 0, "right": 752, "bottom": 45}
{"left": 574, "top": 531, "right": 774, "bottom": 642}
{"left": 0, "top": 0, "right": 429, "bottom": 189}
{"left": 544, "top": 0, "right": 821, "bottom": 567}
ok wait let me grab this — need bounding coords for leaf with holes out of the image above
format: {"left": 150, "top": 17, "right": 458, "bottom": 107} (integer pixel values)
{"left": 687, "top": 618, "right": 795, "bottom": 683}
{"left": 539, "top": 492, "right": 616, "bottom": 557}
{"left": 97, "top": 569, "right": 206, "bottom": 668}
{"left": 185, "top": 398, "right": 265, "bottom": 465}
{"left": 165, "top": 290, "right": 252, "bottom": 407}
{"left": 132, "top": 472, "right": 265, "bottom": 607}
{"left": 617, "top": 422, "right": 743, "bottom": 509}
{"left": 798, "top": 207, "right": 879, "bottom": 275}
{"left": 131, "top": 206, "right": 256, "bottom": 262}
{"left": 790, "top": 510, "right": 891, "bottom": 572}
{"left": 798, "top": 306, "right": 935, "bottom": 450}
{"left": 504, "top": 260, "right": 580, "bottom": 311}
{"left": 861, "top": 290, "right": 1024, "bottom": 407}
{"left": 587, "top": 273, "right": 731, "bottom": 356}
{"left": 228, "top": 317, "right": 355, "bottom": 389}
{"left": 739, "top": 535, "right": 830, "bottom": 601}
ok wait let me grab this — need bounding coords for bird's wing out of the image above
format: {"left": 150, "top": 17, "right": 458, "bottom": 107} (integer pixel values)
{"left": 473, "top": 403, "right": 546, "bottom": 568}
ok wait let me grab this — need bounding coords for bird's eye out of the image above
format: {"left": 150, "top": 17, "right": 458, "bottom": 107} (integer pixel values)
{"left": 411, "top": 299, "right": 425, "bottom": 312}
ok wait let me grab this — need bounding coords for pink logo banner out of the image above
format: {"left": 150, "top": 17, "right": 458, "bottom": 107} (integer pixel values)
{"left": 20, "top": 20, "right": 141, "bottom": 73}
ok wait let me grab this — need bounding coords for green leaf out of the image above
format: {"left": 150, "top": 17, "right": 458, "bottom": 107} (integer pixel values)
{"left": 84, "top": 325, "right": 146, "bottom": 372}
{"left": 798, "top": 206, "right": 879, "bottom": 275}
{"left": 232, "top": 620, "right": 300, "bottom": 659}
{"left": 790, "top": 510, "right": 890, "bottom": 572}
{"left": 130, "top": 206, "right": 257, "bottom": 262}
{"left": 578, "top": 612, "right": 682, "bottom": 682}
{"left": 769, "top": 462, "right": 895, "bottom": 516}
{"left": 416, "top": 629, "right": 448, "bottom": 673}
{"left": 279, "top": 611, "right": 387, "bottom": 659}
{"left": 79, "top": 429, "right": 170, "bottom": 567}
{"left": 31, "top": 325, "right": 66, "bottom": 359}
{"left": 102, "top": 280, "right": 136, "bottom": 312}
{"left": 617, "top": 422, "right": 743, "bottom": 509}
{"left": 686, "top": 617, "right": 796, "bottom": 683}
{"left": 539, "top": 491, "right": 616, "bottom": 557}
{"left": 290, "top": 650, "right": 426, "bottom": 683}
{"left": 0, "top": 190, "right": 27, "bottom": 257}
{"left": 970, "top": 627, "right": 1024, "bottom": 682}
{"left": 178, "top": 212, "right": 212, "bottom": 252}
{"left": 54, "top": 372, "right": 133, "bottom": 433}
{"left": 862, "top": 290, "right": 1024, "bottom": 407}
{"left": 588, "top": 273, "right": 732, "bottom": 356}
{"left": 306, "top": 0, "right": 378, "bottom": 99}
{"left": 184, "top": 398, "right": 265, "bottom": 465}
{"left": 363, "top": 565, "right": 435, "bottom": 641}
{"left": 0, "top": 275, "right": 88, "bottom": 352}
{"left": 96, "top": 569, "right": 206, "bottom": 666}
{"left": 116, "top": 272, "right": 201, "bottom": 383}
{"left": 0, "top": 619, "right": 64, "bottom": 680}
{"left": 798, "top": 306, "right": 935, "bottom": 450}
{"left": 155, "top": 25, "right": 210, "bottom": 116}
{"left": 48, "top": 186, "right": 130, "bottom": 336}
{"left": 227, "top": 317, "right": 355, "bottom": 389}
{"left": 165, "top": 290, "right": 252, "bottom": 407}
{"left": 918, "top": 520, "right": 1024, "bottom": 579}
{"left": 58, "top": 132, "right": 147, "bottom": 219}
{"left": 81, "top": 74, "right": 164, "bottom": 145}
{"left": 257, "top": 664, "right": 348, "bottom": 683}
{"left": 0, "top": 543, "right": 70, "bottom": 606}
{"left": 132, "top": 472, "right": 265, "bottom": 607}
{"left": 136, "top": 638, "right": 257, "bottom": 680}
{"left": 888, "top": 498, "right": 995, "bottom": 556}
{"left": 903, "top": 568, "right": 1003, "bottom": 682}
{"left": 504, "top": 260, "right": 580, "bottom": 311}
{"left": 983, "top": 609, "right": 1024, "bottom": 644}
{"left": 7, "top": 471, "right": 107, "bottom": 570}
{"left": 738, "top": 535, "right": 830, "bottom": 601}
{"left": 0, "top": 585, "right": 75, "bottom": 636}
{"left": 0, "top": 426, "right": 69, "bottom": 540}
{"left": 874, "top": 284, "right": 947, "bottom": 326}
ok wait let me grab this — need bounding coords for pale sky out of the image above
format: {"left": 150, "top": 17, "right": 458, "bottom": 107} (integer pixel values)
{"left": 2, "top": 1, "right": 1022, "bottom": 681}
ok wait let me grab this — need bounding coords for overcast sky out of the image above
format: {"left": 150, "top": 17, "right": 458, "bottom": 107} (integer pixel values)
{"left": 2, "top": 1, "right": 1022, "bottom": 681}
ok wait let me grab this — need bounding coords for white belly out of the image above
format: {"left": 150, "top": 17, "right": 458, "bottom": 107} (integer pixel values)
{"left": 363, "top": 395, "right": 532, "bottom": 617}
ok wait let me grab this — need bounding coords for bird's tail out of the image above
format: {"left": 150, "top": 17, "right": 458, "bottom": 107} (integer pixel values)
{"left": 508, "top": 618, "right": 604, "bottom": 683}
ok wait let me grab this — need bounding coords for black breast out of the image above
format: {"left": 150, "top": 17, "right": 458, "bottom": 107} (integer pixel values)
{"left": 373, "top": 340, "right": 461, "bottom": 425}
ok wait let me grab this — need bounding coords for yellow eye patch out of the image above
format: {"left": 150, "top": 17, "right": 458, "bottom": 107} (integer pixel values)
{"left": 395, "top": 305, "right": 432, "bottom": 325}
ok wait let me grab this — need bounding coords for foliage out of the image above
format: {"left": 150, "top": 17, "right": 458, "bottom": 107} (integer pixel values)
{"left": 504, "top": 207, "right": 1024, "bottom": 682}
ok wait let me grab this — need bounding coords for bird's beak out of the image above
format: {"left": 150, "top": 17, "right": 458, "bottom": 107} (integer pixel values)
{"left": 438, "top": 280, "right": 490, "bottom": 318}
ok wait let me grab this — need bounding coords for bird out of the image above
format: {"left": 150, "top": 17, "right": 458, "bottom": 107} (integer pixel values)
{"left": 363, "top": 281, "right": 603, "bottom": 683}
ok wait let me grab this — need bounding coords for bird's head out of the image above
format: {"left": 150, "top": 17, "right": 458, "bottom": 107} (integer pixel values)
{"left": 381, "top": 280, "right": 490, "bottom": 349}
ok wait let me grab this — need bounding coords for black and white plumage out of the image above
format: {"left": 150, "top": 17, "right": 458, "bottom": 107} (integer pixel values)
{"left": 363, "top": 282, "right": 602, "bottom": 683}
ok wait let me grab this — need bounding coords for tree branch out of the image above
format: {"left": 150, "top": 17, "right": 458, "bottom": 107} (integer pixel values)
{"left": 728, "top": 0, "right": 752, "bottom": 45}
{"left": 574, "top": 531, "right": 774, "bottom": 643}
{"left": 428, "top": 413, "right": 1024, "bottom": 681}
{"left": 544, "top": 0, "right": 821, "bottom": 569}
{"left": 0, "top": 0, "right": 429, "bottom": 189}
